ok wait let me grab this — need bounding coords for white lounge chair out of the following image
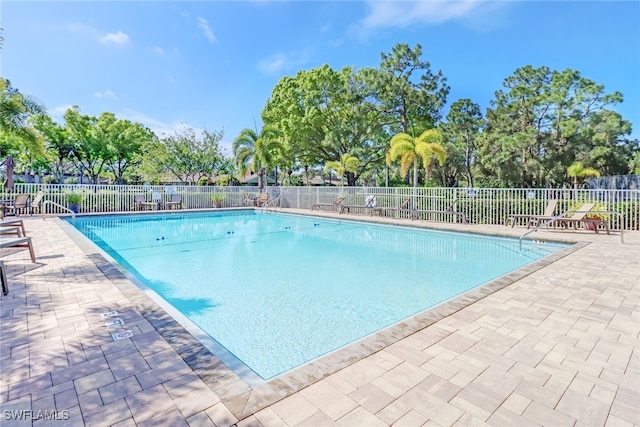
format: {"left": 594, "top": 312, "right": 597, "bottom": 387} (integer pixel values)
{"left": 1, "top": 218, "right": 26, "bottom": 237}
{"left": 506, "top": 199, "right": 559, "bottom": 228}
{"left": 0, "top": 236, "right": 36, "bottom": 262}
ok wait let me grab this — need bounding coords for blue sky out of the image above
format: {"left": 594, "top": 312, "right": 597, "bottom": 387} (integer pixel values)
{"left": 2, "top": 1, "right": 639, "bottom": 155}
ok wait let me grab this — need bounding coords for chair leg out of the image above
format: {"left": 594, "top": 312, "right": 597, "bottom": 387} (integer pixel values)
{"left": 27, "top": 241, "right": 36, "bottom": 263}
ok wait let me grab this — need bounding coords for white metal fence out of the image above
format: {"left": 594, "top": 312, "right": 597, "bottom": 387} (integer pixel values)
{"left": 2, "top": 183, "right": 639, "bottom": 230}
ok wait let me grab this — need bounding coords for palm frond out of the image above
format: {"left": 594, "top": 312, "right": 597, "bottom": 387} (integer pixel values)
{"left": 399, "top": 151, "right": 415, "bottom": 178}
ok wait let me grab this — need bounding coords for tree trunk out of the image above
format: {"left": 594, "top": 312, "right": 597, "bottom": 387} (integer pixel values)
{"left": 385, "top": 164, "right": 389, "bottom": 187}
{"left": 258, "top": 167, "right": 265, "bottom": 191}
{"left": 346, "top": 171, "right": 356, "bottom": 186}
{"left": 466, "top": 146, "right": 474, "bottom": 187}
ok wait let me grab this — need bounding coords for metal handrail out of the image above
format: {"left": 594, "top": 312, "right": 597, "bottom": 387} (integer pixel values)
{"left": 42, "top": 200, "right": 76, "bottom": 223}
{"left": 519, "top": 209, "right": 624, "bottom": 245}
{"left": 261, "top": 194, "right": 281, "bottom": 212}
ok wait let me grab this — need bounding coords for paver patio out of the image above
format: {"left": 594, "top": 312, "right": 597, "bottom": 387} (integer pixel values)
{"left": 1, "top": 211, "right": 638, "bottom": 426}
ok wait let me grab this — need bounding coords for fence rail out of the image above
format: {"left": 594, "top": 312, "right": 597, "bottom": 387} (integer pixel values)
{"left": 2, "top": 184, "right": 639, "bottom": 230}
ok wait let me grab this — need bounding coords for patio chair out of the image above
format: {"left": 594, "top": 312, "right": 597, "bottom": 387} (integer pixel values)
{"left": 255, "top": 192, "right": 269, "bottom": 207}
{"left": 0, "top": 236, "right": 36, "bottom": 263}
{"left": 2, "top": 194, "right": 30, "bottom": 217}
{"left": 1, "top": 218, "right": 26, "bottom": 237}
{"left": 553, "top": 203, "right": 609, "bottom": 234}
{"left": 165, "top": 193, "right": 182, "bottom": 210}
{"left": 311, "top": 196, "right": 345, "bottom": 212}
{"left": 506, "top": 199, "right": 559, "bottom": 228}
{"left": 29, "top": 193, "right": 45, "bottom": 215}
{"left": 137, "top": 192, "right": 161, "bottom": 210}
{"left": 372, "top": 198, "right": 410, "bottom": 217}
{"left": 133, "top": 195, "right": 146, "bottom": 210}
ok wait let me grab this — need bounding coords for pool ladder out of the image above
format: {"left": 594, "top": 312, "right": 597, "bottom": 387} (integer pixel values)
{"left": 42, "top": 200, "right": 76, "bottom": 223}
{"left": 261, "top": 194, "right": 281, "bottom": 212}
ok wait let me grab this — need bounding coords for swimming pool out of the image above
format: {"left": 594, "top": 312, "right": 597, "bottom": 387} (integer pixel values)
{"left": 69, "top": 211, "right": 568, "bottom": 380}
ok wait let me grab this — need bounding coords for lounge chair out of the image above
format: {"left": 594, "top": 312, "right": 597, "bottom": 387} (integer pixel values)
{"left": 340, "top": 195, "right": 377, "bottom": 214}
{"left": 506, "top": 199, "right": 559, "bottom": 228}
{"left": 553, "top": 203, "right": 609, "bottom": 234}
{"left": 165, "top": 194, "right": 182, "bottom": 210}
{"left": 372, "top": 198, "right": 410, "bottom": 217}
{"left": 1, "top": 218, "right": 26, "bottom": 237}
{"left": 0, "top": 236, "right": 36, "bottom": 263}
{"left": 403, "top": 200, "right": 468, "bottom": 223}
{"left": 255, "top": 193, "right": 269, "bottom": 207}
{"left": 2, "top": 194, "right": 30, "bottom": 217}
{"left": 311, "top": 197, "right": 345, "bottom": 212}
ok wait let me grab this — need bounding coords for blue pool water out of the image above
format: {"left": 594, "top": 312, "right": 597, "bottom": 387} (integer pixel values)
{"left": 69, "top": 211, "right": 567, "bottom": 379}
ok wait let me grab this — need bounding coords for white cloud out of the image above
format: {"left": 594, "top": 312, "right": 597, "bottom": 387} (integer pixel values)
{"left": 152, "top": 46, "right": 164, "bottom": 55}
{"left": 360, "top": 0, "right": 484, "bottom": 29}
{"left": 100, "top": 31, "right": 130, "bottom": 45}
{"left": 115, "top": 111, "right": 198, "bottom": 139}
{"left": 258, "top": 54, "right": 288, "bottom": 75}
{"left": 258, "top": 49, "right": 311, "bottom": 75}
{"left": 197, "top": 17, "right": 216, "bottom": 43}
{"left": 114, "top": 111, "right": 232, "bottom": 153}
{"left": 93, "top": 90, "right": 117, "bottom": 99}
{"left": 50, "top": 105, "right": 75, "bottom": 123}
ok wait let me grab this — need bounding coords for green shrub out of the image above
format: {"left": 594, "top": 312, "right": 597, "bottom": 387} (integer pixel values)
{"left": 66, "top": 192, "right": 83, "bottom": 204}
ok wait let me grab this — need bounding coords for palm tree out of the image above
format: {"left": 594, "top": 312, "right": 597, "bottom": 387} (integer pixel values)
{"left": 232, "top": 126, "right": 283, "bottom": 190}
{"left": 325, "top": 153, "right": 360, "bottom": 186}
{"left": 232, "top": 128, "right": 259, "bottom": 177}
{"left": 0, "top": 78, "right": 46, "bottom": 152}
{"left": 567, "top": 161, "right": 600, "bottom": 189}
{"left": 387, "top": 129, "right": 447, "bottom": 188}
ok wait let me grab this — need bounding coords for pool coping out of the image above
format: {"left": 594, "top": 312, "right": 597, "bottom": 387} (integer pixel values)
{"left": 57, "top": 209, "right": 587, "bottom": 420}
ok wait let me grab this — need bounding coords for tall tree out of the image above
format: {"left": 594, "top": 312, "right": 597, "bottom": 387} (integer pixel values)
{"left": 134, "top": 138, "right": 167, "bottom": 184}
{"left": 441, "top": 99, "right": 484, "bottom": 187}
{"left": 104, "top": 119, "right": 154, "bottom": 184}
{"left": 358, "top": 43, "right": 450, "bottom": 135}
{"left": 479, "top": 66, "right": 631, "bottom": 187}
{"left": 159, "top": 127, "right": 224, "bottom": 184}
{"left": 31, "top": 114, "right": 73, "bottom": 183}
{"left": 64, "top": 107, "right": 113, "bottom": 184}
{"left": 261, "top": 65, "right": 385, "bottom": 186}
{"left": 388, "top": 129, "right": 447, "bottom": 188}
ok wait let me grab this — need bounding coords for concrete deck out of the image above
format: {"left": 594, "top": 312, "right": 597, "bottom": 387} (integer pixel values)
{"left": 1, "top": 210, "right": 638, "bottom": 426}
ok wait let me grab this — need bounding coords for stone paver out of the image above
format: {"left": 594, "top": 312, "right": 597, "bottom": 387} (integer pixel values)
{"left": 0, "top": 214, "right": 638, "bottom": 427}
